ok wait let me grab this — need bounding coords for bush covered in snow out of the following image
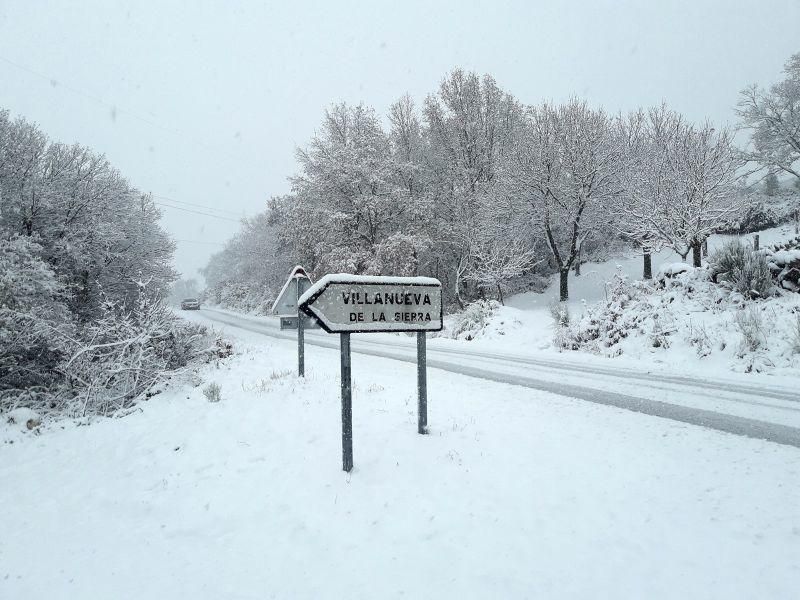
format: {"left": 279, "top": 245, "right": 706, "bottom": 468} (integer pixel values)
{"left": 0, "top": 110, "right": 217, "bottom": 419}
{"left": 554, "top": 273, "right": 660, "bottom": 353}
{"left": 555, "top": 264, "right": 800, "bottom": 372}
{"left": 720, "top": 191, "right": 799, "bottom": 234}
{"left": 709, "top": 240, "right": 774, "bottom": 299}
{"left": 447, "top": 300, "right": 501, "bottom": 341}
{"left": 764, "top": 236, "right": 800, "bottom": 292}
{"left": 202, "top": 382, "right": 222, "bottom": 403}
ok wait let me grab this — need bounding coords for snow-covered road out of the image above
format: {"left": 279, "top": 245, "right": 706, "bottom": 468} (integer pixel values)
{"left": 187, "top": 308, "right": 800, "bottom": 448}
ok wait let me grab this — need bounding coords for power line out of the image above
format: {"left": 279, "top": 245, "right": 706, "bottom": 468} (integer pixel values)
{"left": 174, "top": 238, "right": 227, "bottom": 246}
{"left": 152, "top": 194, "right": 245, "bottom": 217}
{"left": 153, "top": 201, "right": 242, "bottom": 222}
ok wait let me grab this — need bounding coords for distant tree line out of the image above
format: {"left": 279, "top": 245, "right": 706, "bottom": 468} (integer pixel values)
{"left": 0, "top": 110, "right": 208, "bottom": 416}
{"left": 205, "top": 52, "right": 800, "bottom": 310}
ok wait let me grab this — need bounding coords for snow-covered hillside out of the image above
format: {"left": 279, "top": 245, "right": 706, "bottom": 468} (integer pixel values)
{"left": 2, "top": 325, "right": 798, "bottom": 599}
{"left": 447, "top": 224, "right": 800, "bottom": 376}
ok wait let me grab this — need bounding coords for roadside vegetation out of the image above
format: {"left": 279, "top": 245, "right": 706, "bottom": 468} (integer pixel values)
{"left": 0, "top": 111, "right": 220, "bottom": 420}
{"left": 550, "top": 234, "right": 800, "bottom": 373}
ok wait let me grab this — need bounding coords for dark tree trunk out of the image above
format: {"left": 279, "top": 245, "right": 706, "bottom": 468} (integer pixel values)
{"left": 559, "top": 269, "right": 569, "bottom": 302}
{"left": 643, "top": 249, "right": 652, "bottom": 280}
{"left": 702, "top": 239, "right": 708, "bottom": 257}
{"left": 496, "top": 284, "right": 504, "bottom": 305}
{"left": 692, "top": 241, "right": 702, "bottom": 267}
{"left": 753, "top": 234, "right": 760, "bottom": 251}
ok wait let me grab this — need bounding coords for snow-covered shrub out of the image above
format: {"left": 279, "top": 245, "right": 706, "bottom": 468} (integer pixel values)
{"left": 448, "top": 300, "right": 499, "bottom": 340}
{"left": 732, "top": 251, "right": 774, "bottom": 299}
{"left": 709, "top": 240, "right": 748, "bottom": 283}
{"left": 558, "top": 273, "right": 649, "bottom": 353}
{"left": 791, "top": 315, "right": 800, "bottom": 354}
{"left": 710, "top": 240, "right": 774, "bottom": 299}
{"left": 549, "top": 301, "right": 576, "bottom": 350}
{"left": 687, "top": 322, "right": 712, "bottom": 357}
{"left": 548, "top": 300, "right": 570, "bottom": 327}
{"left": 0, "top": 236, "right": 74, "bottom": 403}
{"left": 5, "top": 407, "right": 42, "bottom": 432}
{"left": 731, "top": 201, "right": 780, "bottom": 233}
{"left": 203, "top": 382, "right": 222, "bottom": 403}
{"left": 764, "top": 236, "right": 800, "bottom": 292}
{"left": 52, "top": 282, "right": 218, "bottom": 417}
{"left": 734, "top": 307, "right": 766, "bottom": 354}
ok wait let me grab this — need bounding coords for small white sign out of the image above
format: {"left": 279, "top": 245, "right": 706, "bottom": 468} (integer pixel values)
{"left": 271, "top": 266, "right": 311, "bottom": 316}
{"left": 299, "top": 274, "right": 443, "bottom": 333}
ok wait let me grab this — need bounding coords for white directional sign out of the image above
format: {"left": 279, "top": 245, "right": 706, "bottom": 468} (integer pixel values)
{"left": 299, "top": 274, "right": 443, "bottom": 333}
{"left": 271, "top": 266, "right": 311, "bottom": 316}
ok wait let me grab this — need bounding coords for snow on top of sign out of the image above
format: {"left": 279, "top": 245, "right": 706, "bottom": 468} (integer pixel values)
{"left": 298, "top": 273, "right": 442, "bottom": 306}
{"left": 270, "top": 266, "right": 311, "bottom": 314}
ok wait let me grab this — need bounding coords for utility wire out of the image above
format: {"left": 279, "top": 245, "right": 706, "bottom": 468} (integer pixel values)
{"left": 174, "top": 238, "right": 227, "bottom": 246}
{"left": 153, "top": 201, "right": 242, "bottom": 222}
{"left": 152, "top": 194, "right": 245, "bottom": 217}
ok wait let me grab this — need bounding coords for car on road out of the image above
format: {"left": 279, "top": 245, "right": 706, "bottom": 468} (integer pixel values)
{"left": 180, "top": 298, "right": 201, "bottom": 310}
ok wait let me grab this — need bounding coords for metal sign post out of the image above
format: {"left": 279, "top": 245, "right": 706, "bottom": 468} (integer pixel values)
{"left": 296, "top": 276, "right": 312, "bottom": 377}
{"left": 417, "top": 331, "right": 427, "bottom": 434}
{"left": 340, "top": 333, "right": 353, "bottom": 471}
{"left": 297, "top": 281, "right": 305, "bottom": 377}
{"left": 299, "top": 274, "right": 443, "bottom": 472}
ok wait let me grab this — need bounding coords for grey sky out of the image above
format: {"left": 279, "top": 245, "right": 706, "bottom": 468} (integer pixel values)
{"left": 1, "top": 0, "right": 798, "bottom": 279}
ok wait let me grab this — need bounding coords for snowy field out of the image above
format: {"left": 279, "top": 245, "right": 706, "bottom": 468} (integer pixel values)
{"left": 2, "top": 324, "right": 799, "bottom": 599}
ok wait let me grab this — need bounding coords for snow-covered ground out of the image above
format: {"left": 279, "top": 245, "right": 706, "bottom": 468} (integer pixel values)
{"left": 2, "top": 324, "right": 799, "bottom": 599}
{"left": 451, "top": 224, "right": 800, "bottom": 378}
{"left": 508, "top": 225, "right": 796, "bottom": 310}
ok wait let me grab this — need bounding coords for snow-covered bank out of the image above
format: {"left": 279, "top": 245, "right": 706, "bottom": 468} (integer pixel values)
{"left": 448, "top": 224, "right": 800, "bottom": 377}
{"left": 2, "top": 327, "right": 799, "bottom": 599}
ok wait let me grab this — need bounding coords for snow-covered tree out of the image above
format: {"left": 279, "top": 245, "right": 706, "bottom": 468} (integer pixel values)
{"left": 671, "top": 123, "right": 742, "bottom": 266}
{"left": 202, "top": 209, "right": 291, "bottom": 312}
{"left": 506, "top": 99, "right": 623, "bottom": 300}
{"left": 423, "top": 70, "right": 522, "bottom": 305}
{"left": 0, "top": 109, "right": 204, "bottom": 415}
{"left": 737, "top": 52, "right": 800, "bottom": 184}
{"left": 289, "top": 103, "right": 417, "bottom": 275}
{"left": 763, "top": 172, "right": 780, "bottom": 196}
{"left": 617, "top": 106, "right": 742, "bottom": 269}
{"left": 616, "top": 106, "right": 686, "bottom": 278}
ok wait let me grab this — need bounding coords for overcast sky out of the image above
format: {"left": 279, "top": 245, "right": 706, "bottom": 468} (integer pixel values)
{"left": 1, "top": 0, "right": 798, "bottom": 280}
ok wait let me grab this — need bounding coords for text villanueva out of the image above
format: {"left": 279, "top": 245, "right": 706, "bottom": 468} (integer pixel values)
{"left": 342, "top": 291, "right": 435, "bottom": 323}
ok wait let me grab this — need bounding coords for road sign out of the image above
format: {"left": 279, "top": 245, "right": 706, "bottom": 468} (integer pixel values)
{"left": 279, "top": 316, "right": 320, "bottom": 330}
{"left": 271, "top": 266, "right": 310, "bottom": 316}
{"left": 298, "top": 275, "right": 443, "bottom": 334}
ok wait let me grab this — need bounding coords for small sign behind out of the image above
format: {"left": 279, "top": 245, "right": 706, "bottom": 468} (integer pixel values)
{"left": 280, "top": 316, "right": 321, "bottom": 330}
{"left": 299, "top": 275, "right": 443, "bottom": 334}
{"left": 271, "top": 266, "right": 311, "bottom": 316}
